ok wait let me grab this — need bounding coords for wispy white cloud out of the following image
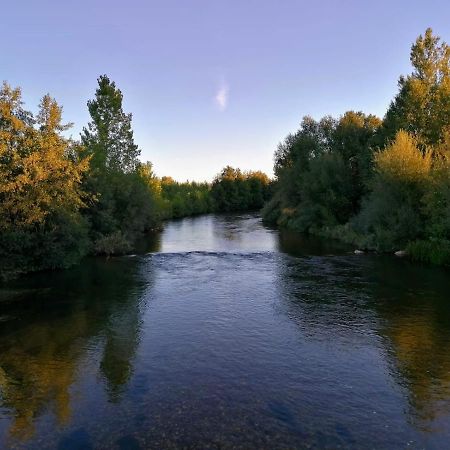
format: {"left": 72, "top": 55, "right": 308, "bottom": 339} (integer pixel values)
{"left": 214, "top": 81, "right": 229, "bottom": 111}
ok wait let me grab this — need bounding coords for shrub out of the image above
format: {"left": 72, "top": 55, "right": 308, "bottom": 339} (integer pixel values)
{"left": 355, "top": 131, "right": 431, "bottom": 251}
{"left": 407, "top": 239, "right": 450, "bottom": 265}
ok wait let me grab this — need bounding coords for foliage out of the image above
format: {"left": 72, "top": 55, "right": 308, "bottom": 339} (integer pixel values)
{"left": 161, "top": 177, "right": 212, "bottom": 218}
{"left": 93, "top": 231, "right": 132, "bottom": 256}
{"left": 265, "top": 112, "right": 381, "bottom": 231}
{"left": 6, "top": 27, "right": 450, "bottom": 275}
{"left": 81, "top": 76, "right": 162, "bottom": 255}
{"left": 159, "top": 167, "right": 271, "bottom": 219}
{"left": 355, "top": 131, "right": 432, "bottom": 251}
{"left": 421, "top": 136, "right": 450, "bottom": 239}
{"left": 81, "top": 75, "right": 140, "bottom": 173}
{"left": 211, "top": 166, "right": 271, "bottom": 212}
{"left": 265, "top": 29, "right": 450, "bottom": 265}
{"left": 407, "top": 239, "right": 450, "bottom": 266}
{"left": 0, "top": 77, "right": 270, "bottom": 277}
{"left": 381, "top": 28, "right": 450, "bottom": 146}
{"left": 0, "top": 83, "right": 90, "bottom": 278}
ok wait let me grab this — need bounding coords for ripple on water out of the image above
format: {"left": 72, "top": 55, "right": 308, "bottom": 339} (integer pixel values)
{"left": 1, "top": 214, "right": 450, "bottom": 449}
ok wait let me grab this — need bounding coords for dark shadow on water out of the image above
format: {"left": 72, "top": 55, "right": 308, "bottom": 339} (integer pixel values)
{"left": 277, "top": 229, "right": 353, "bottom": 257}
{"left": 57, "top": 428, "right": 93, "bottom": 450}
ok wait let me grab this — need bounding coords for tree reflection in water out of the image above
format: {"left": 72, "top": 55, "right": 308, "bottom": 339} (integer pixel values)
{"left": 0, "top": 257, "right": 149, "bottom": 443}
{"left": 276, "top": 241, "right": 450, "bottom": 437}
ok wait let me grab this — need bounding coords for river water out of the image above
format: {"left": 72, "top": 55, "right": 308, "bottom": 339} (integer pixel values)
{"left": 1, "top": 213, "right": 450, "bottom": 449}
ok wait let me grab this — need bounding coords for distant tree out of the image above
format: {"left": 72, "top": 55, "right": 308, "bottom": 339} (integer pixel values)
{"left": 211, "top": 166, "right": 270, "bottom": 212}
{"left": 294, "top": 152, "right": 353, "bottom": 232}
{"left": 211, "top": 166, "right": 244, "bottom": 211}
{"left": 160, "top": 178, "right": 212, "bottom": 218}
{"left": 245, "top": 171, "right": 271, "bottom": 209}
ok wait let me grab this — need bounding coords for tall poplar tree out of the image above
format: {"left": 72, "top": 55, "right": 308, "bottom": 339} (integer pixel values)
{"left": 81, "top": 75, "right": 140, "bottom": 173}
{"left": 81, "top": 76, "right": 162, "bottom": 254}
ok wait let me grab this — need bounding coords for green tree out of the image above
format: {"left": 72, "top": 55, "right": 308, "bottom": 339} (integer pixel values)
{"left": 263, "top": 28, "right": 450, "bottom": 265}
{"left": 382, "top": 28, "right": 450, "bottom": 146}
{"left": 264, "top": 112, "right": 380, "bottom": 230}
{"left": 81, "top": 76, "right": 162, "bottom": 255}
{"left": 355, "top": 131, "right": 432, "bottom": 250}
{"left": 333, "top": 111, "right": 381, "bottom": 211}
{"left": 81, "top": 75, "right": 140, "bottom": 173}
{"left": 211, "top": 166, "right": 245, "bottom": 211}
{"left": 160, "top": 177, "right": 212, "bottom": 218}
{"left": 211, "top": 166, "right": 270, "bottom": 212}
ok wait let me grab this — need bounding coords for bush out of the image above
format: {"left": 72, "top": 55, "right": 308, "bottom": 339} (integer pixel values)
{"left": 94, "top": 231, "right": 132, "bottom": 256}
{"left": 0, "top": 212, "right": 90, "bottom": 280}
{"left": 355, "top": 131, "right": 431, "bottom": 251}
{"left": 407, "top": 240, "right": 450, "bottom": 265}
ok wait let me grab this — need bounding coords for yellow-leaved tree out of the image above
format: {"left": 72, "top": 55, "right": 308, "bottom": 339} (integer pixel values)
{"left": 356, "top": 130, "right": 432, "bottom": 250}
{"left": 0, "top": 83, "right": 90, "bottom": 277}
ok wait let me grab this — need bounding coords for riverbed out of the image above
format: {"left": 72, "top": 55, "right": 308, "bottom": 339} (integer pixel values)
{"left": 1, "top": 213, "right": 449, "bottom": 449}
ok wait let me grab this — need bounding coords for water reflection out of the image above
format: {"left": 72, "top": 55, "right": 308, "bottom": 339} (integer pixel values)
{"left": 158, "top": 213, "right": 277, "bottom": 253}
{"left": 1, "top": 214, "right": 450, "bottom": 449}
{"left": 365, "top": 258, "right": 450, "bottom": 428}
{"left": 275, "top": 247, "right": 450, "bottom": 443}
{"left": 277, "top": 229, "right": 352, "bottom": 257}
{"left": 0, "top": 258, "right": 149, "bottom": 444}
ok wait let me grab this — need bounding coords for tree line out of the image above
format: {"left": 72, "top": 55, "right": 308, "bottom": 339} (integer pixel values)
{"left": 0, "top": 76, "right": 270, "bottom": 278}
{"left": 263, "top": 28, "right": 450, "bottom": 266}
{"left": 2, "top": 28, "right": 448, "bottom": 278}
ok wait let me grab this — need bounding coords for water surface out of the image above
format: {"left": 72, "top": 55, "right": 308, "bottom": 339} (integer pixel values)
{"left": 1, "top": 213, "right": 450, "bottom": 449}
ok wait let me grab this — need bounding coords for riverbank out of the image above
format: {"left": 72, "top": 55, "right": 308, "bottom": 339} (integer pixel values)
{"left": 263, "top": 212, "right": 450, "bottom": 267}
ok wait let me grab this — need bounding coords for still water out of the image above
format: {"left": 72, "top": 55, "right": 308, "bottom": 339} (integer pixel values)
{"left": 1, "top": 214, "right": 450, "bottom": 449}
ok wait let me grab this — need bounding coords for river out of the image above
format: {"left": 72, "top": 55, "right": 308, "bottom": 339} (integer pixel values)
{"left": 1, "top": 213, "right": 450, "bottom": 449}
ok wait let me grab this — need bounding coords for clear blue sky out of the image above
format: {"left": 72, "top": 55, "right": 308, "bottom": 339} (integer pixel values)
{"left": 3, "top": 1, "right": 450, "bottom": 181}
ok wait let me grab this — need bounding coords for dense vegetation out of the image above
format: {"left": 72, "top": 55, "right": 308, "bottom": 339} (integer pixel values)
{"left": 2, "top": 28, "right": 449, "bottom": 278}
{"left": 160, "top": 177, "right": 213, "bottom": 218}
{"left": 0, "top": 86, "right": 91, "bottom": 277}
{"left": 0, "top": 77, "right": 270, "bottom": 279}
{"left": 211, "top": 166, "right": 271, "bottom": 212}
{"left": 264, "top": 28, "right": 450, "bottom": 265}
